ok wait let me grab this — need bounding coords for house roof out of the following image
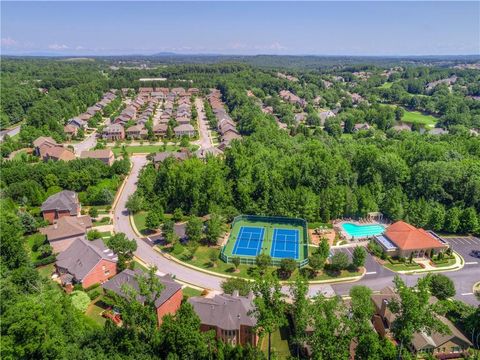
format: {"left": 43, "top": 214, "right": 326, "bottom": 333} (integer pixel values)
{"left": 80, "top": 149, "right": 114, "bottom": 161}
{"left": 188, "top": 292, "right": 256, "bottom": 330}
{"left": 41, "top": 190, "right": 79, "bottom": 214}
{"left": 174, "top": 124, "right": 195, "bottom": 132}
{"left": 383, "top": 221, "right": 445, "bottom": 251}
{"left": 40, "top": 215, "right": 92, "bottom": 242}
{"left": 152, "top": 151, "right": 189, "bottom": 163}
{"left": 43, "top": 146, "right": 76, "bottom": 161}
{"left": 195, "top": 147, "right": 223, "bottom": 159}
{"left": 33, "top": 136, "right": 57, "bottom": 148}
{"left": 104, "top": 124, "right": 124, "bottom": 133}
{"left": 56, "top": 238, "right": 117, "bottom": 281}
{"left": 102, "top": 269, "right": 182, "bottom": 308}
{"left": 64, "top": 124, "right": 77, "bottom": 133}
{"left": 222, "top": 130, "right": 242, "bottom": 142}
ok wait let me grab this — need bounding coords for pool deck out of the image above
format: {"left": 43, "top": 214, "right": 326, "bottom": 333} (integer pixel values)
{"left": 334, "top": 220, "right": 388, "bottom": 241}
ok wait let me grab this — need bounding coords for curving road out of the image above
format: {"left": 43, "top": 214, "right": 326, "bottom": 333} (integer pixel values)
{"left": 0, "top": 124, "right": 21, "bottom": 142}
{"left": 114, "top": 156, "right": 479, "bottom": 304}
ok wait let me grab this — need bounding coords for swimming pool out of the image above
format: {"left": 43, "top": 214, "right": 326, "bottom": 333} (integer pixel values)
{"left": 341, "top": 222, "right": 385, "bottom": 238}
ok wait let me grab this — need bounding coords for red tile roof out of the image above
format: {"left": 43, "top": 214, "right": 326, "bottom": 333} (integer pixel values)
{"left": 384, "top": 221, "right": 444, "bottom": 250}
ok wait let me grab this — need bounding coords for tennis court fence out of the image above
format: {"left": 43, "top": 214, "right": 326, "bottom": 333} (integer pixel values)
{"left": 220, "top": 215, "right": 310, "bottom": 268}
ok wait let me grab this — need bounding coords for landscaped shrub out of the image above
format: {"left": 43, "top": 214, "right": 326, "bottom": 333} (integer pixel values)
{"left": 87, "top": 289, "right": 102, "bottom": 300}
{"left": 87, "top": 229, "right": 102, "bottom": 241}
{"left": 221, "top": 277, "right": 251, "bottom": 296}
{"left": 33, "top": 254, "right": 56, "bottom": 267}
{"left": 84, "top": 283, "right": 101, "bottom": 292}
{"left": 70, "top": 291, "right": 91, "bottom": 313}
{"left": 172, "top": 242, "right": 184, "bottom": 255}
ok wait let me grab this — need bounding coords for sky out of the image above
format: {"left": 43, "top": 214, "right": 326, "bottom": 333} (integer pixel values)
{"left": 1, "top": 1, "right": 479, "bottom": 56}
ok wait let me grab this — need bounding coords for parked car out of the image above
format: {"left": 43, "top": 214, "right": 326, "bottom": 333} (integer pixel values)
{"left": 470, "top": 250, "right": 480, "bottom": 258}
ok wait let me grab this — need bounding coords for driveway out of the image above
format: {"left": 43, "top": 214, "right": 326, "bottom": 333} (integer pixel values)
{"left": 113, "top": 156, "right": 479, "bottom": 304}
{"left": 0, "top": 124, "right": 21, "bottom": 142}
{"left": 72, "top": 131, "right": 97, "bottom": 155}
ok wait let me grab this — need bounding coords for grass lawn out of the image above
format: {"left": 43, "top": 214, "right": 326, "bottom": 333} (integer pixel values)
{"left": 99, "top": 231, "right": 112, "bottom": 238}
{"left": 308, "top": 222, "right": 333, "bottom": 230}
{"left": 401, "top": 110, "right": 438, "bottom": 128}
{"left": 133, "top": 211, "right": 148, "bottom": 234}
{"left": 379, "top": 82, "right": 393, "bottom": 89}
{"left": 431, "top": 257, "right": 456, "bottom": 268}
{"left": 12, "top": 149, "right": 29, "bottom": 160}
{"left": 182, "top": 286, "right": 203, "bottom": 298}
{"left": 260, "top": 327, "right": 292, "bottom": 359}
{"left": 93, "top": 217, "right": 111, "bottom": 226}
{"left": 133, "top": 260, "right": 149, "bottom": 272}
{"left": 87, "top": 205, "right": 110, "bottom": 214}
{"left": 85, "top": 296, "right": 108, "bottom": 327}
{"left": 109, "top": 144, "right": 199, "bottom": 156}
{"left": 37, "top": 263, "right": 55, "bottom": 279}
{"left": 25, "top": 233, "right": 47, "bottom": 262}
{"left": 384, "top": 262, "right": 422, "bottom": 271}
{"left": 160, "top": 244, "right": 361, "bottom": 282}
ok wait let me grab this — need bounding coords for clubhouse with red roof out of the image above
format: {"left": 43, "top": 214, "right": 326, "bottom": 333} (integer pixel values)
{"left": 374, "top": 221, "right": 449, "bottom": 258}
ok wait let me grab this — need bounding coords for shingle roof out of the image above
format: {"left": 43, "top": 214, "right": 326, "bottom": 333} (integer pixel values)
{"left": 102, "top": 269, "right": 182, "bottom": 308}
{"left": 40, "top": 215, "right": 92, "bottom": 241}
{"left": 56, "top": 238, "right": 117, "bottom": 282}
{"left": 41, "top": 190, "right": 79, "bottom": 214}
{"left": 152, "top": 151, "right": 189, "bottom": 163}
{"left": 80, "top": 149, "right": 114, "bottom": 160}
{"left": 188, "top": 292, "right": 256, "bottom": 330}
{"left": 33, "top": 136, "right": 57, "bottom": 148}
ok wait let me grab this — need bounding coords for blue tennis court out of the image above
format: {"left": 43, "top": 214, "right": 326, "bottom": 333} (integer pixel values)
{"left": 232, "top": 226, "right": 265, "bottom": 257}
{"left": 271, "top": 228, "right": 299, "bottom": 259}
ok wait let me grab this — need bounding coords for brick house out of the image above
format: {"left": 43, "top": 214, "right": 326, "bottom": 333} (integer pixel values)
{"left": 153, "top": 123, "right": 168, "bottom": 137}
{"left": 174, "top": 124, "right": 195, "bottom": 137}
{"left": 40, "top": 215, "right": 92, "bottom": 253}
{"left": 188, "top": 291, "right": 258, "bottom": 347}
{"left": 102, "top": 124, "right": 125, "bottom": 141}
{"left": 80, "top": 149, "right": 115, "bottom": 166}
{"left": 55, "top": 238, "right": 118, "bottom": 290}
{"left": 125, "top": 124, "right": 148, "bottom": 139}
{"left": 374, "top": 221, "right": 448, "bottom": 258}
{"left": 371, "top": 287, "right": 472, "bottom": 358}
{"left": 42, "top": 146, "right": 76, "bottom": 162}
{"left": 33, "top": 136, "right": 58, "bottom": 156}
{"left": 41, "top": 190, "right": 80, "bottom": 224}
{"left": 102, "top": 269, "right": 183, "bottom": 326}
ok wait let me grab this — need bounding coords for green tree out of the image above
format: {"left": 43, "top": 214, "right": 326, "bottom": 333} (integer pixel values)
{"left": 172, "top": 208, "right": 184, "bottom": 222}
{"left": 352, "top": 246, "right": 367, "bottom": 270}
{"left": 208, "top": 248, "right": 218, "bottom": 267}
{"left": 460, "top": 207, "right": 479, "bottom": 234}
{"left": 388, "top": 276, "right": 449, "bottom": 356}
{"left": 107, "top": 233, "right": 137, "bottom": 261}
{"left": 251, "top": 274, "right": 287, "bottom": 360}
{"left": 232, "top": 256, "right": 241, "bottom": 272}
{"left": 255, "top": 253, "right": 271, "bottom": 274}
{"left": 125, "top": 193, "right": 144, "bottom": 214}
{"left": 330, "top": 252, "right": 349, "bottom": 272}
{"left": 289, "top": 276, "right": 310, "bottom": 358}
{"left": 88, "top": 207, "right": 98, "bottom": 219}
{"left": 279, "top": 258, "right": 297, "bottom": 279}
{"left": 427, "top": 274, "right": 456, "bottom": 300}
{"left": 186, "top": 216, "right": 203, "bottom": 242}
{"left": 145, "top": 210, "right": 160, "bottom": 230}
{"left": 70, "top": 291, "right": 90, "bottom": 313}
{"left": 221, "top": 277, "right": 251, "bottom": 296}
{"left": 205, "top": 213, "right": 223, "bottom": 245}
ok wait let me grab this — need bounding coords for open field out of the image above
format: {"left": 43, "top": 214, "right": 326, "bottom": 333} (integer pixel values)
{"left": 401, "top": 110, "right": 438, "bottom": 127}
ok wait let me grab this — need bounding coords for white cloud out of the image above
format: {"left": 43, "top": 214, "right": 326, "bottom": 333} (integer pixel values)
{"left": 48, "top": 43, "right": 69, "bottom": 50}
{"left": 1, "top": 37, "right": 17, "bottom": 46}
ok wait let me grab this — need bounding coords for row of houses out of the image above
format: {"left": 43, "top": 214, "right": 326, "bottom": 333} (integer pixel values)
{"left": 32, "top": 136, "right": 114, "bottom": 164}
{"left": 102, "top": 87, "right": 197, "bottom": 141}
{"left": 207, "top": 89, "right": 241, "bottom": 150}
{"left": 64, "top": 90, "right": 117, "bottom": 137}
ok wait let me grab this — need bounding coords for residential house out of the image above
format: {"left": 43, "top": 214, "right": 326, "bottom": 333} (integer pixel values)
{"left": 40, "top": 215, "right": 92, "bottom": 253}
{"left": 68, "top": 117, "right": 88, "bottom": 129}
{"left": 176, "top": 116, "right": 191, "bottom": 125}
{"left": 42, "top": 146, "right": 76, "bottom": 162}
{"left": 152, "top": 151, "right": 189, "bottom": 168}
{"left": 222, "top": 129, "right": 242, "bottom": 143}
{"left": 64, "top": 124, "right": 78, "bottom": 138}
{"left": 33, "top": 136, "right": 58, "bottom": 156}
{"left": 153, "top": 123, "right": 168, "bottom": 137}
{"left": 319, "top": 110, "right": 336, "bottom": 125}
{"left": 188, "top": 291, "right": 258, "bottom": 346}
{"left": 126, "top": 124, "right": 148, "bottom": 139}
{"left": 373, "top": 221, "right": 448, "bottom": 258}
{"left": 41, "top": 190, "right": 80, "bottom": 223}
{"left": 371, "top": 287, "right": 472, "bottom": 359}
{"left": 80, "top": 149, "right": 115, "bottom": 166}
{"left": 195, "top": 147, "right": 224, "bottom": 159}
{"left": 55, "top": 238, "right": 118, "bottom": 290}
{"left": 103, "top": 124, "right": 125, "bottom": 141}
{"left": 353, "top": 123, "right": 371, "bottom": 132}
{"left": 391, "top": 124, "right": 411, "bottom": 132}
{"left": 103, "top": 269, "right": 183, "bottom": 326}
{"left": 174, "top": 124, "right": 195, "bottom": 137}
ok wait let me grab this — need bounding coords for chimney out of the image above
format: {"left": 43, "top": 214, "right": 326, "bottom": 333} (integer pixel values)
{"left": 381, "top": 299, "right": 389, "bottom": 317}
{"left": 232, "top": 290, "right": 239, "bottom": 297}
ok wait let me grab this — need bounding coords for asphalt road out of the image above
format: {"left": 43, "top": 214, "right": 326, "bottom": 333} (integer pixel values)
{"left": 194, "top": 97, "right": 213, "bottom": 151}
{"left": 114, "top": 156, "right": 480, "bottom": 304}
{"left": 72, "top": 131, "right": 97, "bottom": 155}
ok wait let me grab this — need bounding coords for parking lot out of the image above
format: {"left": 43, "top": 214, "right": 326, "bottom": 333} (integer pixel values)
{"left": 446, "top": 236, "right": 480, "bottom": 264}
{"left": 330, "top": 246, "right": 389, "bottom": 276}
